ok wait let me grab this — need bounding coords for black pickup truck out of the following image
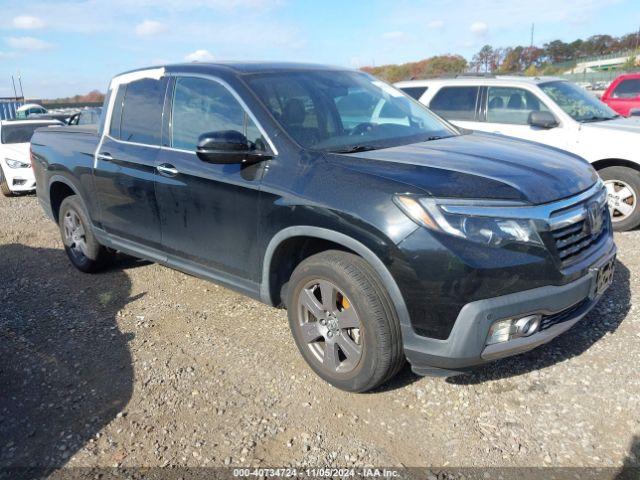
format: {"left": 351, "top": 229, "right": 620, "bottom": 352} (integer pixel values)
{"left": 31, "top": 63, "right": 616, "bottom": 392}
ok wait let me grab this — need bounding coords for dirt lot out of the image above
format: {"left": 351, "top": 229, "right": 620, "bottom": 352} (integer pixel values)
{"left": 1, "top": 194, "right": 639, "bottom": 475}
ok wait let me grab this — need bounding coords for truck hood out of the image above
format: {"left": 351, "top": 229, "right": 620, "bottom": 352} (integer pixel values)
{"left": 329, "top": 132, "right": 598, "bottom": 205}
{"left": 580, "top": 116, "right": 640, "bottom": 135}
{"left": 0, "top": 143, "right": 30, "bottom": 162}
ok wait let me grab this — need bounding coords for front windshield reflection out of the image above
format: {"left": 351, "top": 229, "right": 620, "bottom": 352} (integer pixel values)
{"left": 246, "top": 70, "right": 457, "bottom": 152}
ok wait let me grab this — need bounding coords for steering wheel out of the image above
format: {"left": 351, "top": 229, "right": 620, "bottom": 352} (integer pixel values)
{"left": 350, "top": 122, "right": 376, "bottom": 136}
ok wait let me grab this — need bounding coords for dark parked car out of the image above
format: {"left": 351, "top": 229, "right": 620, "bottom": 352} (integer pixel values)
{"left": 31, "top": 63, "right": 616, "bottom": 392}
{"left": 67, "top": 107, "right": 102, "bottom": 126}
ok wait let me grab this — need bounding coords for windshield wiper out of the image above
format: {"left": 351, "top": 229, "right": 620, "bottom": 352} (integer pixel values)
{"left": 330, "top": 145, "right": 379, "bottom": 154}
{"left": 581, "top": 115, "right": 619, "bottom": 123}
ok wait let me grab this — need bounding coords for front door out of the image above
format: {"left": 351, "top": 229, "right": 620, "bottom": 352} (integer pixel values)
{"left": 479, "top": 86, "right": 568, "bottom": 150}
{"left": 94, "top": 77, "right": 168, "bottom": 249}
{"left": 154, "top": 76, "right": 271, "bottom": 282}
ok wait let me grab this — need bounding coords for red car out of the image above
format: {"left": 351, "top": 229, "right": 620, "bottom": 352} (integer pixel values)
{"left": 601, "top": 73, "right": 640, "bottom": 116}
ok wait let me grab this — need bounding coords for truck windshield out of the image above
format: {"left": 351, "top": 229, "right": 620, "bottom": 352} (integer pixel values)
{"left": 540, "top": 81, "right": 618, "bottom": 122}
{"left": 246, "top": 70, "right": 457, "bottom": 152}
{"left": 1, "top": 123, "right": 51, "bottom": 144}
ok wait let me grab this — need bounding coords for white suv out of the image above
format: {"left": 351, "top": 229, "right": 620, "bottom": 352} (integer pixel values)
{"left": 396, "top": 76, "right": 640, "bottom": 231}
{"left": 0, "top": 120, "right": 61, "bottom": 196}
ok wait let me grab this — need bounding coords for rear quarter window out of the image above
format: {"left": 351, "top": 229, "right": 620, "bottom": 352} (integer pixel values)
{"left": 399, "top": 86, "right": 428, "bottom": 101}
{"left": 109, "top": 87, "right": 126, "bottom": 139}
{"left": 429, "top": 86, "right": 479, "bottom": 121}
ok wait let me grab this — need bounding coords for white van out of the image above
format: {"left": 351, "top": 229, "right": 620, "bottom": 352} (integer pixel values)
{"left": 396, "top": 76, "right": 640, "bottom": 231}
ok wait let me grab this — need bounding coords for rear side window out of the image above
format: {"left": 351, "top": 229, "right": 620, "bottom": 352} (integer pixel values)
{"left": 118, "top": 78, "right": 165, "bottom": 145}
{"left": 429, "top": 86, "right": 479, "bottom": 121}
{"left": 399, "top": 86, "right": 428, "bottom": 101}
{"left": 1, "top": 124, "right": 47, "bottom": 144}
{"left": 612, "top": 79, "right": 640, "bottom": 99}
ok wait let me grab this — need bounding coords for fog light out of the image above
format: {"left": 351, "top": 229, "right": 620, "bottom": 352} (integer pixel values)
{"left": 486, "top": 314, "right": 541, "bottom": 345}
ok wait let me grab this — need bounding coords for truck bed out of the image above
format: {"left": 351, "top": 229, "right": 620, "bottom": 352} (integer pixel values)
{"left": 31, "top": 124, "right": 101, "bottom": 221}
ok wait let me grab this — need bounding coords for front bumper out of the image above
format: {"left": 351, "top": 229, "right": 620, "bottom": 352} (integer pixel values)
{"left": 1, "top": 162, "right": 35, "bottom": 192}
{"left": 404, "top": 246, "right": 617, "bottom": 376}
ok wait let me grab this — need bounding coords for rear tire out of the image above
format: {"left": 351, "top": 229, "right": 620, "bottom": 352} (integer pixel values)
{"left": 599, "top": 166, "right": 640, "bottom": 231}
{"left": 286, "top": 250, "right": 404, "bottom": 392}
{"left": 58, "top": 195, "right": 111, "bottom": 273}
{"left": 0, "top": 167, "right": 13, "bottom": 197}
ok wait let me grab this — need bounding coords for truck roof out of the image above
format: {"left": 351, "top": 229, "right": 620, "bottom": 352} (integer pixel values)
{"left": 119, "top": 62, "right": 349, "bottom": 78}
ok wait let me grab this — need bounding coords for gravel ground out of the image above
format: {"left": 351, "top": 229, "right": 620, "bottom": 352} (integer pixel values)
{"left": 1, "top": 194, "right": 639, "bottom": 476}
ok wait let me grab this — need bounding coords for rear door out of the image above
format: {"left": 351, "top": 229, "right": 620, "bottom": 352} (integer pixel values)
{"left": 154, "top": 75, "right": 271, "bottom": 282}
{"left": 94, "top": 77, "right": 167, "bottom": 250}
{"left": 427, "top": 85, "right": 481, "bottom": 130}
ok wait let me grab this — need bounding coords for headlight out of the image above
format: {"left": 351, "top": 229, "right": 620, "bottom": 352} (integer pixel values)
{"left": 5, "top": 158, "right": 30, "bottom": 169}
{"left": 394, "top": 195, "right": 543, "bottom": 248}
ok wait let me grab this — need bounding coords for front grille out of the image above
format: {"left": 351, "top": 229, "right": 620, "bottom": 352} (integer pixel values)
{"left": 549, "top": 189, "right": 609, "bottom": 268}
{"left": 539, "top": 299, "right": 589, "bottom": 331}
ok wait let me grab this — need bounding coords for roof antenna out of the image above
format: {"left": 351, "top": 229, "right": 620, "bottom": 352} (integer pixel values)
{"left": 11, "top": 75, "right": 18, "bottom": 98}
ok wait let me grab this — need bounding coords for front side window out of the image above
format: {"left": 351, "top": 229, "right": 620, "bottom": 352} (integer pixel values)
{"left": 118, "top": 78, "right": 165, "bottom": 145}
{"left": 171, "top": 77, "right": 266, "bottom": 152}
{"left": 486, "top": 87, "right": 551, "bottom": 125}
{"left": 612, "top": 79, "right": 640, "bottom": 99}
{"left": 429, "top": 86, "right": 479, "bottom": 121}
{"left": 540, "top": 81, "right": 617, "bottom": 122}
{"left": 246, "top": 70, "right": 455, "bottom": 152}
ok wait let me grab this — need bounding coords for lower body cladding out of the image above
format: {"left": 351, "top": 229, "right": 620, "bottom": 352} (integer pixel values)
{"left": 403, "top": 247, "right": 617, "bottom": 377}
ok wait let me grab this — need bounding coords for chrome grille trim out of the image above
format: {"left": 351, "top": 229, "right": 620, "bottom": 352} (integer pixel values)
{"left": 440, "top": 182, "right": 606, "bottom": 223}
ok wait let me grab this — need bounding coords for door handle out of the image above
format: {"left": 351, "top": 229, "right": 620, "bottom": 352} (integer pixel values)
{"left": 96, "top": 152, "right": 113, "bottom": 161}
{"left": 157, "top": 164, "right": 179, "bottom": 177}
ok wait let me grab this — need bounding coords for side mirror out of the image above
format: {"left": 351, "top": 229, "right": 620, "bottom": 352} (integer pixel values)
{"left": 528, "top": 111, "right": 558, "bottom": 129}
{"left": 196, "top": 130, "right": 271, "bottom": 164}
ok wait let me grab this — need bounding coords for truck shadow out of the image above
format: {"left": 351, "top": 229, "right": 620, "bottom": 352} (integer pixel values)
{"left": 447, "top": 259, "right": 631, "bottom": 385}
{"left": 616, "top": 435, "right": 640, "bottom": 479}
{"left": 0, "top": 244, "right": 134, "bottom": 476}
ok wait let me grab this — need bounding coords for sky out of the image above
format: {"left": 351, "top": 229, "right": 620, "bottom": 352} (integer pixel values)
{"left": 1, "top": 0, "right": 639, "bottom": 99}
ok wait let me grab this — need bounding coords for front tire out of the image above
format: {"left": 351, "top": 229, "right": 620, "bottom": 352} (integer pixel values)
{"left": 0, "top": 167, "right": 13, "bottom": 197}
{"left": 600, "top": 166, "right": 640, "bottom": 231}
{"left": 58, "top": 195, "right": 111, "bottom": 273}
{"left": 286, "top": 250, "right": 404, "bottom": 392}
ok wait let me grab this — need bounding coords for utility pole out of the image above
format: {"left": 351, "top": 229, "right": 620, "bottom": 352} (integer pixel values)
{"left": 17, "top": 71, "right": 24, "bottom": 98}
{"left": 530, "top": 23, "right": 535, "bottom": 48}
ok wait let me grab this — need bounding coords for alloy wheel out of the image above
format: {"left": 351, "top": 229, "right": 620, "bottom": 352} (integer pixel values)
{"left": 296, "top": 279, "right": 363, "bottom": 374}
{"left": 605, "top": 179, "right": 637, "bottom": 223}
{"left": 63, "top": 210, "right": 89, "bottom": 258}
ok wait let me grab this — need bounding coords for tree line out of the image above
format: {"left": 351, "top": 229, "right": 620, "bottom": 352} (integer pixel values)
{"left": 42, "top": 90, "right": 105, "bottom": 105}
{"left": 362, "top": 29, "right": 640, "bottom": 82}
